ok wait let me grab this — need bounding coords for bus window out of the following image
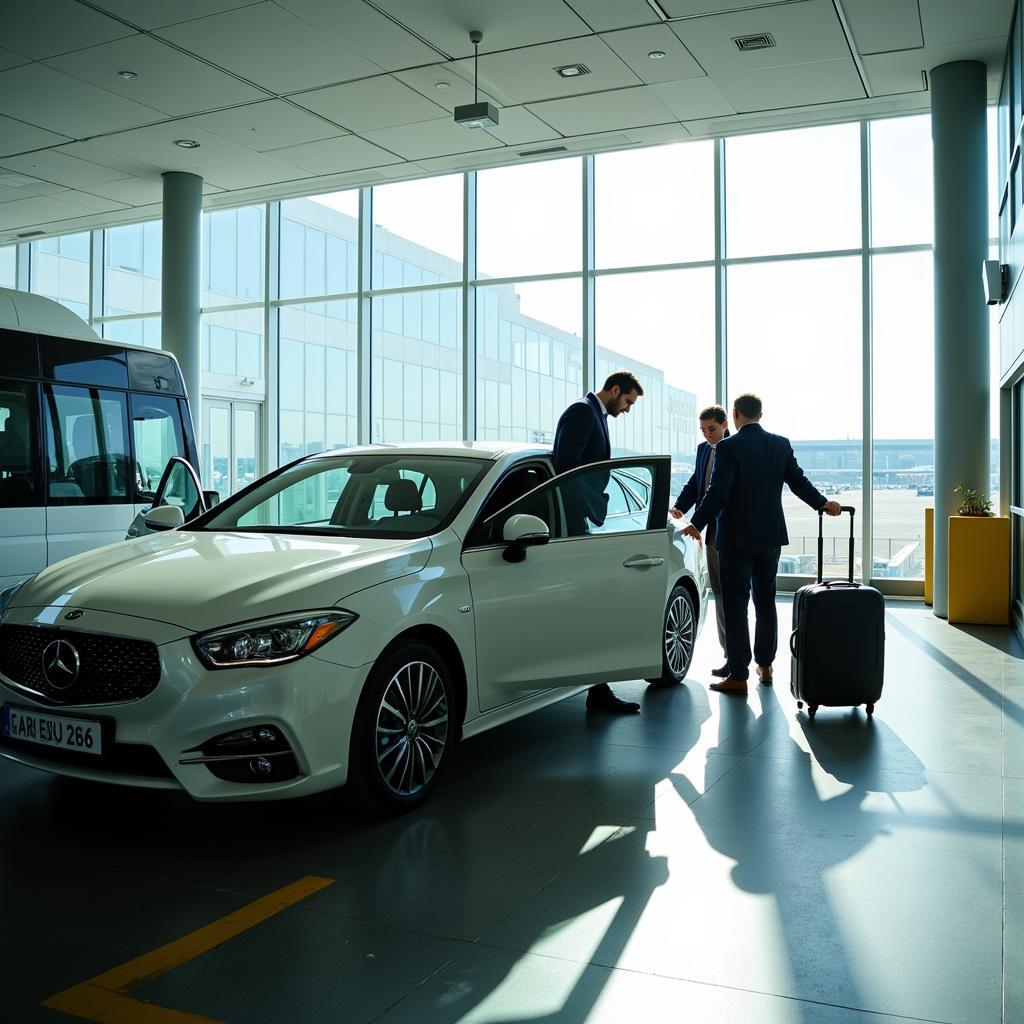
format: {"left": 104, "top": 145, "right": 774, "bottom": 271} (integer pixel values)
{"left": 131, "top": 393, "right": 186, "bottom": 501}
{"left": 44, "top": 384, "right": 131, "bottom": 503}
{"left": 0, "top": 380, "right": 40, "bottom": 508}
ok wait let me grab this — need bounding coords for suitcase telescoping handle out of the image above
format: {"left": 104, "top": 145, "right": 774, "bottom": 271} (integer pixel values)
{"left": 816, "top": 505, "right": 856, "bottom": 584}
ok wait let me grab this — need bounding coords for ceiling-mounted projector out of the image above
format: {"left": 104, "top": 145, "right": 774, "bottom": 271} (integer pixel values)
{"left": 456, "top": 30, "right": 499, "bottom": 129}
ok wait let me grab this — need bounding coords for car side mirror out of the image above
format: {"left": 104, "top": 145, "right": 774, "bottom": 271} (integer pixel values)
{"left": 144, "top": 505, "right": 185, "bottom": 531}
{"left": 203, "top": 489, "right": 220, "bottom": 509}
{"left": 502, "top": 513, "right": 550, "bottom": 563}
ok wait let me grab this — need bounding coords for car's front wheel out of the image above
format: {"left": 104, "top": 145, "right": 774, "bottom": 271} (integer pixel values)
{"left": 348, "top": 639, "right": 455, "bottom": 815}
{"left": 646, "top": 584, "right": 696, "bottom": 687}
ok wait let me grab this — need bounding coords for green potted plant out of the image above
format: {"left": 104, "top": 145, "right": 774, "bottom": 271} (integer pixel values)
{"left": 953, "top": 484, "right": 993, "bottom": 517}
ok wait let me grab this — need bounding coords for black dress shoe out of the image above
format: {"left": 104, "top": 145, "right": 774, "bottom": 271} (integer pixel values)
{"left": 711, "top": 663, "right": 730, "bottom": 678}
{"left": 586, "top": 684, "right": 640, "bottom": 714}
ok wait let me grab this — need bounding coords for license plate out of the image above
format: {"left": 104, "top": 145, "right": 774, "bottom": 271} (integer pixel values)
{"left": 1, "top": 706, "right": 103, "bottom": 756}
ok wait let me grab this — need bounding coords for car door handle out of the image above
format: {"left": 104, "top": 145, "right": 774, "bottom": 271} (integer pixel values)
{"left": 622, "top": 556, "right": 664, "bottom": 568}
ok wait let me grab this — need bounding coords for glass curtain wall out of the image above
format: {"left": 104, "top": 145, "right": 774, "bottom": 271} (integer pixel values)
{"left": 12, "top": 109, "right": 999, "bottom": 590}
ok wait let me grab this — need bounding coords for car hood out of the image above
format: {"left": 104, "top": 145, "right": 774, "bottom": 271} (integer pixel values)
{"left": 10, "top": 530, "right": 433, "bottom": 631}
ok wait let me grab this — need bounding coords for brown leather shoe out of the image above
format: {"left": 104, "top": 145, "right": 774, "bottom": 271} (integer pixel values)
{"left": 756, "top": 665, "right": 773, "bottom": 686}
{"left": 710, "top": 676, "right": 749, "bottom": 695}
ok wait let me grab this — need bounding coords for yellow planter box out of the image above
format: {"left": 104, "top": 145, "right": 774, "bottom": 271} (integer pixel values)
{"left": 924, "top": 507, "right": 934, "bottom": 606}
{"left": 947, "top": 515, "right": 1010, "bottom": 625}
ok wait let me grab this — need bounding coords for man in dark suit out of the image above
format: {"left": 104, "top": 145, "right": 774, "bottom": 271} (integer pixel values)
{"left": 683, "top": 394, "right": 841, "bottom": 696}
{"left": 669, "top": 405, "right": 730, "bottom": 677}
{"left": 553, "top": 370, "right": 644, "bottom": 714}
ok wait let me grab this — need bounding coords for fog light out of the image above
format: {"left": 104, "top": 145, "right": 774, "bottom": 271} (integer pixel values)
{"left": 257, "top": 727, "right": 277, "bottom": 743}
{"left": 250, "top": 756, "right": 273, "bottom": 776}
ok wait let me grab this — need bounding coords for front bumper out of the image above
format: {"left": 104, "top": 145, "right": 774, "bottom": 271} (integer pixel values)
{"left": 0, "top": 608, "right": 371, "bottom": 801}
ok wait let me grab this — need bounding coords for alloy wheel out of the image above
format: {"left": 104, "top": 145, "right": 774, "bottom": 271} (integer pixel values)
{"left": 375, "top": 660, "right": 449, "bottom": 797}
{"left": 664, "top": 593, "right": 695, "bottom": 676}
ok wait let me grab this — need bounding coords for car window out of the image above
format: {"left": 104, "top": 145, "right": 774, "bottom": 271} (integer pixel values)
{"left": 156, "top": 460, "right": 203, "bottom": 521}
{"left": 466, "top": 464, "right": 553, "bottom": 547}
{"left": 202, "top": 454, "right": 489, "bottom": 539}
{"left": 482, "top": 460, "right": 661, "bottom": 542}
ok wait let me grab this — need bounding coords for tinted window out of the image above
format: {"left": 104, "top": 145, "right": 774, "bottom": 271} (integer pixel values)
{"left": 0, "top": 378, "right": 41, "bottom": 508}
{"left": 0, "top": 329, "right": 39, "bottom": 379}
{"left": 131, "top": 393, "right": 186, "bottom": 501}
{"left": 44, "top": 384, "right": 131, "bottom": 504}
{"left": 156, "top": 460, "right": 202, "bottom": 521}
{"left": 467, "top": 464, "right": 553, "bottom": 546}
{"left": 127, "top": 349, "right": 185, "bottom": 396}
{"left": 41, "top": 336, "right": 129, "bottom": 389}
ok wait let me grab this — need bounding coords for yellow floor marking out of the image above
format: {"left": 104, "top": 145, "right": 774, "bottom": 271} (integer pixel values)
{"left": 43, "top": 875, "right": 334, "bottom": 1024}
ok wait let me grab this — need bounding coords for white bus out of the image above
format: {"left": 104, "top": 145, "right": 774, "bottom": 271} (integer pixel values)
{"left": 0, "top": 287, "right": 208, "bottom": 589}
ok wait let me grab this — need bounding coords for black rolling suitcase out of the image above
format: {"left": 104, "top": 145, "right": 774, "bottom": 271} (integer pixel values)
{"left": 789, "top": 506, "right": 884, "bottom": 719}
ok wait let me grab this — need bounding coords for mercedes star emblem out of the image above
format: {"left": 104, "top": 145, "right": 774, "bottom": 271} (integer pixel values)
{"left": 41, "top": 639, "right": 80, "bottom": 690}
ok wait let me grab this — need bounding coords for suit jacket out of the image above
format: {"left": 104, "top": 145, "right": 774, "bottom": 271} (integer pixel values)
{"left": 552, "top": 393, "right": 610, "bottom": 473}
{"left": 689, "top": 422, "right": 826, "bottom": 552}
{"left": 552, "top": 393, "right": 611, "bottom": 526}
{"left": 673, "top": 435, "right": 728, "bottom": 546}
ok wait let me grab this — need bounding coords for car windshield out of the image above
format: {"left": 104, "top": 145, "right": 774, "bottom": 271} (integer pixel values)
{"left": 196, "top": 453, "right": 490, "bottom": 538}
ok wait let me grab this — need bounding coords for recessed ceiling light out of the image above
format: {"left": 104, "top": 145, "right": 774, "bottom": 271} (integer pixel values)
{"left": 648, "top": 50, "right": 667, "bottom": 60}
{"left": 435, "top": 81, "right": 451, "bottom": 91}
{"left": 554, "top": 64, "right": 590, "bottom": 78}
{"left": 117, "top": 69, "right": 138, "bottom": 80}
{"left": 173, "top": 139, "right": 200, "bottom": 149}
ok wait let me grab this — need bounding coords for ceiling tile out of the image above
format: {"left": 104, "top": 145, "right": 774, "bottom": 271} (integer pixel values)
{"left": 842, "top": 0, "right": 924, "bottom": 55}
{"left": 55, "top": 141, "right": 166, "bottom": 178}
{"left": 864, "top": 36, "right": 1007, "bottom": 97}
{"left": 87, "top": 1, "right": 265, "bottom": 31}
{"left": 274, "top": 0, "right": 443, "bottom": 70}
{"left": 0, "top": 64, "right": 164, "bottom": 138}
{"left": 449, "top": 36, "right": 641, "bottom": 106}
{"left": 483, "top": 107, "right": 562, "bottom": 146}
{"left": 0, "top": 115, "right": 71, "bottom": 158}
{"left": 0, "top": 193, "right": 125, "bottom": 230}
{"left": 191, "top": 152, "right": 304, "bottom": 189}
{"left": 622, "top": 123, "right": 692, "bottom": 146}
{"left": 291, "top": 76, "right": 447, "bottom": 133}
{"left": 649, "top": 77, "right": 736, "bottom": 120}
{"left": 45, "top": 35, "right": 268, "bottom": 117}
{"left": 661, "top": 0, "right": 797, "bottom": 14}
{"left": 80, "top": 177, "right": 166, "bottom": 207}
{"left": 362, "top": 118, "right": 505, "bottom": 160}
{"left": 190, "top": 100, "right": 346, "bottom": 152}
{"left": 368, "top": 0, "right": 592, "bottom": 58}
{"left": 563, "top": 0, "right": 662, "bottom": 32}
{"left": 526, "top": 86, "right": 678, "bottom": 135}
{"left": 85, "top": 121, "right": 253, "bottom": 171}
{"left": 267, "top": 136, "right": 403, "bottom": 175}
{"left": 3, "top": 0, "right": 137, "bottom": 61}
{"left": 919, "top": 0, "right": 1014, "bottom": 46}
{"left": 1, "top": 150, "right": 131, "bottom": 189}
{"left": 0, "top": 174, "right": 66, "bottom": 203}
{"left": 0, "top": 48, "right": 30, "bottom": 73}
{"left": 393, "top": 64, "right": 500, "bottom": 112}
{"left": 155, "top": 2, "right": 381, "bottom": 94}
{"left": 601, "top": 24, "right": 706, "bottom": 84}
{"left": 671, "top": 0, "right": 850, "bottom": 77}
{"left": 713, "top": 58, "right": 867, "bottom": 112}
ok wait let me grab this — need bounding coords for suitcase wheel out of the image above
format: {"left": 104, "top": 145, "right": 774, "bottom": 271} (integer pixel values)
{"left": 865, "top": 703, "right": 874, "bottom": 716}
{"left": 796, "top": 700, "right": 803, "bottom": 709}
{"left": 807, "top": 705, "right": 818, "bottom": 719}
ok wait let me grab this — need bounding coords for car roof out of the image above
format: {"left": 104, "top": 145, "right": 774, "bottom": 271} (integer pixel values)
{"left": 308, "top": 441, "right": 552, "bottom": 461}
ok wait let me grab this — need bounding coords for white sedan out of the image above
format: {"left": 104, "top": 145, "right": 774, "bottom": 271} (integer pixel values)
{"left": 0, "top": 444, "right": 708, "bottom": 814}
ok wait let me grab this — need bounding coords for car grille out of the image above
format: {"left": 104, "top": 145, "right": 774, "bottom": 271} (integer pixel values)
{"left": 0, "top": 625, "right": 161, "bottom": 706}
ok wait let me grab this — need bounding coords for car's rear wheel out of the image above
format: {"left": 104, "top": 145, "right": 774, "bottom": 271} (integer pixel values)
{"left": 646, "top": 584, "right": 696, "bottom": 687}
{"left": 347, "top": 639, "right": 455, "bottom": 815}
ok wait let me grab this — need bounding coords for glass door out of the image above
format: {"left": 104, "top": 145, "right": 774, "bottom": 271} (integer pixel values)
{"left": 202, "top": 399, "right": 261, "bottom": 499}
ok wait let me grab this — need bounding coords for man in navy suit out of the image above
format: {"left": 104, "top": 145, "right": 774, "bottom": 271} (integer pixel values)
{"left": 553, "top": 370, "right": 644, "bottom": 714}
{"left": 683, "top": 394, "right": 841, "bottom": 696}
{"left": 669, "top": 405, "right": 730, "bottom": 677}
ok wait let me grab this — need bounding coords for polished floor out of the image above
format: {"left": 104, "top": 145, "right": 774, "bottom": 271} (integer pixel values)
{"left": 2, "top": 599, "right": 1022, "bottom": 1024}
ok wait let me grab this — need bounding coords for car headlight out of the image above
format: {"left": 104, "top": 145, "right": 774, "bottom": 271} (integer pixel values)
{"left": 193, "top": 610, "right": 357, "bottom": 669}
